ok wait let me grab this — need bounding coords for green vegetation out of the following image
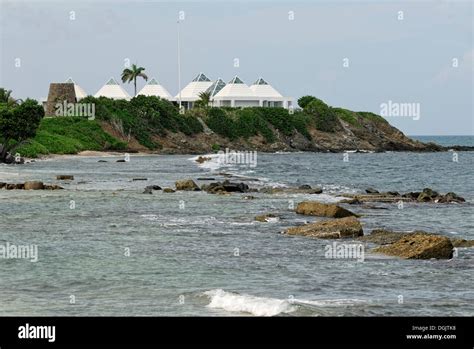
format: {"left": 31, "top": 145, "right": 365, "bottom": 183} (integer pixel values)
{"left": 121, "top": 64, "right": 148, "bottom": 96}
{"left": 81, "top": 95, "right": 203, "bottom": 149}
{"left": 304, "top": 98, "right": 339, "bottom": 133}
{"left": 297, "top": 95, "right": 317, "bottom": 109}
{"left": 0, "top": 99, "right": 44, "bottom": 162}
{"left": 17, "top": 117, "right": 127, "bottom": 157}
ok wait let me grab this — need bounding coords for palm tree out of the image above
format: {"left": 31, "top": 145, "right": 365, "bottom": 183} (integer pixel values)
{"left": 196, "top": 91, "right": 212, "bottom": 108}
{"left": 121, "top": 64, "right": 148, "bottom": 97}
{"left": 0, "top": 88, "right": 21, "bottom": 106}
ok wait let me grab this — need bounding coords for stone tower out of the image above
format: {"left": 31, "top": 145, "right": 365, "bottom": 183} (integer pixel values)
{"left": 45, "top": 83, "right": 76, "bottom": 116}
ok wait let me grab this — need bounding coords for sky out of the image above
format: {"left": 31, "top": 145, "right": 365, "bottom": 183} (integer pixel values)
{"left": 0, "top": 0, "right": 473, "bottom": 135}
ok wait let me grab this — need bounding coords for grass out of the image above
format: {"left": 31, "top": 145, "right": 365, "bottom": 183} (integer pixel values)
{"left": 17, "top": 117, "right": 127, "bottom": 157}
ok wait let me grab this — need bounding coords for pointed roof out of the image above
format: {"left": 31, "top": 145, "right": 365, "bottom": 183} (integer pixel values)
{"left": 249, "top": 77, "right": 283, "bottom": 98}
{"left": 192, "top": 72, "right": 211, "bottom": 82}
{"left": 94, "top": 77, "right": 131, "bottom": 100}
{"left": 205, "top": 78, "right": 226, "bottom": 97}
{"left": 65, "top": 77, "right": 87, "bottom": 100}
{"left": 175, "top": 72, "right": 213, "bottom": 101}
{"left": 137, "top": 77, "right": 173, "bottom": 100}
{"left": 213, "top": 76, "right": 256, "bottom": 99}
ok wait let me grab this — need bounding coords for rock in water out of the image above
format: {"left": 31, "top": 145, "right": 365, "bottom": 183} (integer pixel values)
{"left": 298, "top": 184, "right": 312, "bottom": 190}
{"left": 365, "top": 188, "right": 379, "bottom": 194}
{"left": 285, "top": 217, "right": 363, "bottom": 239}
{"left": 56, "top": 175, "right": 74, "bottom": 180}
{"left": 255, "top": 214, "right": 279, "bottom": 223}
{"left": 373, "top": 233, "right": 453, "bottom": 259}
{"left": 295, "top": 201, "right": 358, "bottom": 218}
{"left": 175, "top": 179, "right": 200, "bottom": 191}
{"left": 24, "top": 181, "right": 44, "bottom": 190}
{"left": 163, "top": 188, "right": 176, "bottom": 193}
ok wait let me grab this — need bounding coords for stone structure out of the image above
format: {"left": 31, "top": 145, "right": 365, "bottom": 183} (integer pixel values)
{"left": 45, "top": 83, "right": 76, "bottom": 116}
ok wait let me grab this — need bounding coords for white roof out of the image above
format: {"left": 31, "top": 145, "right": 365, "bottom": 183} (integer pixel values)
{"left": 249, "top": 77, "right": 283, "bottom": 98}
{"left": 213, "top": 76, "right": 257, "bottom": 99}
{"left": 137, "top": 78, "right": 173, "bottom": 100}
{"left": 95, "top": 78, "right": 131, "bottom": 100}
{"left": 65, "top": 77, "right": 88, "bottom": 100}
{"left": 175, "top": 72, "right": 213, "bottom": 101}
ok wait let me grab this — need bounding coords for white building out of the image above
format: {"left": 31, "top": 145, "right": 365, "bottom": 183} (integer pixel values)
{"left": 212, "top": 76, "right": 293, "bottom": 109}
{"left": 65, "top": 77, "right": 88, "bottom": 100}
{"left": 95, "top": 77, "right": 131, "bottom": 100}
{"left": 175, "top": 72, "right": 213, "bottom": 109}
{"left": 137, "top": 77, "right": 173, "bottom": 100}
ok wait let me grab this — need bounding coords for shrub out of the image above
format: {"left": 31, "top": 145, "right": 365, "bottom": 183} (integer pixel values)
{"left": 306, "top": 99, "right": 339, "bottom": 132}
{"left": 298, "top": 95, "right": 317, "bottom": 109}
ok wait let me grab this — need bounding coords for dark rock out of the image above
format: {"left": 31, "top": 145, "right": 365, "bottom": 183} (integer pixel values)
{"left": 365, "top": 188, "right": 379, "bottom": 194}
{"left": 386, "top": 191, "right": 400, "bottom": 196}
{"left": 143, "top": 187, "right": 153, "bottom": 194}
{"left": 0, "top": 182, "right": 6, "bottom": 189}
{"left": 163, "top": 188, "right": 175, "bottom": 193}
{"left": 133, "top": 178, "right": 148, "bottom": 181}
{"left": 438, "top": 192, "right": 465, "bottom": 203}
{"left": 197, "top": 177, "right": 215, "bottom": 181}
{"left": 57, "top": 175, "right": 74, "bottom": 180}
{"left": 298, "top": 184, "right": 312, "bottom": 190}
{"left": 98, "top": 160, "right": 108, "bottom": 163}
{"left": 116, "top": 159, "right": 126, "bottom": 163}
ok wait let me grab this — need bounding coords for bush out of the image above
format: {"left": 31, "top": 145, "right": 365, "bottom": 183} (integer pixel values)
{"left": 306, "top": 99, "right": 339, "bottom": 132}
{"left": 298, "top": 95, "right": 317, "bottom": 109}
{"left": 206, "top": 108, "right": 237, "bottom": 140}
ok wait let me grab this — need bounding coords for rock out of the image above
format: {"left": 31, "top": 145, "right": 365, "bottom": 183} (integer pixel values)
{"left": 373, "top": 233, "right": 453, "bottom": 259}
{"left": 175, "top": 179, "right": 201, "bottom": 191}
{"left": 6, "top": 183, "right": 24, "bottom": 190}
{"left": 24, "top": 181, "right": 44, "bottom": 190}
{"left": 133, "top": 178, "right": 148, "bottom": 181}
{"left": 202, "top": 180, "right": 249, "bottom": 193}
{"left": 402, "top": 192, "right": 421, "bottom": 200}
{"left": 358, "top": 229, "right": 409, "bottom": 245}
{"left": 295, "top": 201, "right": 358, "bottom": 218}
{"left": 163, "top": 188, "right": 175, "bottom": 193}
{"left": 308, "top": 187, "right": 323, "bottom": 194}
{"left": 365, "top": 188, "right": 379, "bottom": 194}
{"left": 0, "top": 182, "right": 6, "bottom": 189}
{"left": 197, "top": 177, "right": 215, "bottom": 181}
{"left": 438, "top": 192, "right": 465, "bottom": 203}
{"left": 196, "top": 156, "right": 212, "bottom": 164}
{"left": 116, "top": 159, "right": 127, "bottom": 163}
{"left": 285, "top": 216, "right": 363, "bottom": 239}
{"left": 56, "top": 175, "right": 74, "bottom": 180}
{"left": 298, "top": 184, "right": 312, "bottom": 190}
{"left": 451, "top": 239, "right": 474, "bottom": 248}
{"left": 339, "top": 198, "right": 362, "bottom": 205}
{"left": 43, "top": 184, "right": 63, "bottom": 190}
{"left": 98, "top": 160, "right": 108, "bottom": 163}
{"left": 255, "top": 214, "right": 280, "bottom": 223}
{"left": 143, "top": 187, "right": 153, "bottom": 194}
{"left": 386, "top": 191, "right": 400, "bottom": 196}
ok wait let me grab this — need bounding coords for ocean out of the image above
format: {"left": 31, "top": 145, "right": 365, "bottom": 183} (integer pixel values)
{"left": 0, "top": 136, "right": 473, "bottom": 316}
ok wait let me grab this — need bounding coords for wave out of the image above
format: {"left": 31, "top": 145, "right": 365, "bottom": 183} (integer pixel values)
{"left": 203, "top": 289, "right": 297, "bottom": 316}
{"left": 203, "top": 289, "right": 370, "bottom": 316}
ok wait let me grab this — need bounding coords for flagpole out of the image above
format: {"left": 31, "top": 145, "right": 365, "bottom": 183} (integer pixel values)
{"left": 177, "top": 19, "right": 182, "bottom": 111}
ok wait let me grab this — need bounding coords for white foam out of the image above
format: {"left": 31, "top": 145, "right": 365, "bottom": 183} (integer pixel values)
{"left": 204, "top": 289, "right": 296, "bottom": 316}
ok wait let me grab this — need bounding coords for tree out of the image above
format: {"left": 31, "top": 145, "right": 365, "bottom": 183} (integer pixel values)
{"left": 0, "top": 88, "right": 21, "bottom": 106}
{"left": 0, "top": 99, "right": 44, "bottom": 163}
{"left": 121, "top": 64, "right": 148, "bottom": 97}
{"left": 195, "top": 91, "right": 212, "bottom": 108}
{"left": 297, "top": 95, "right": 317, "bottom": 109}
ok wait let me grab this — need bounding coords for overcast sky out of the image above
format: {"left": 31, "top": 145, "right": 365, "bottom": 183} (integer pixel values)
{"left": 0, "top": 0, "right": 472, "bottom": 135}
